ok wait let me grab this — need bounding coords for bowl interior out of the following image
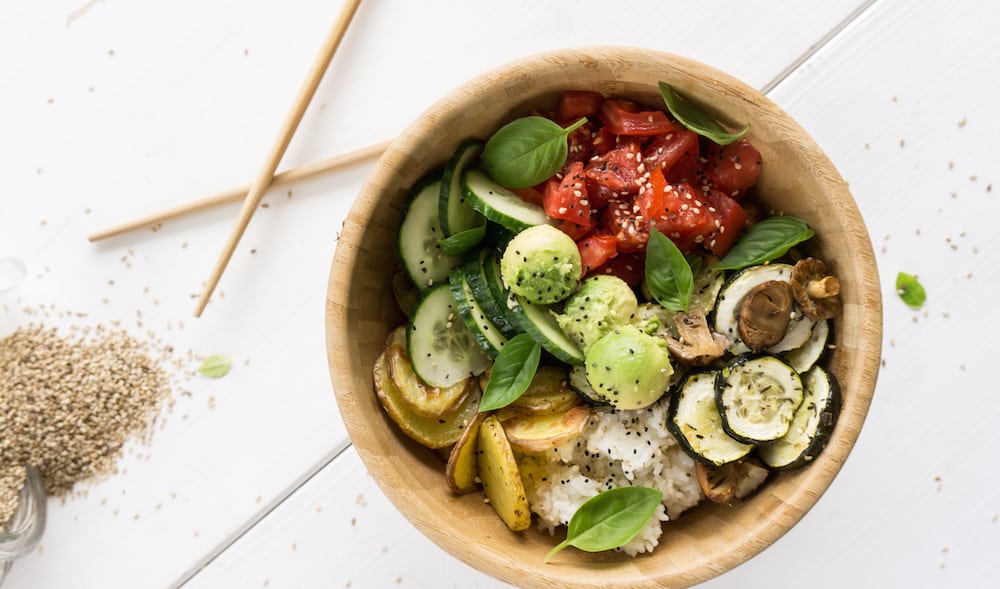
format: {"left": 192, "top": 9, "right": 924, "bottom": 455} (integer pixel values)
{"left": 326, "top": 47, "right": 882, "bottom": 589}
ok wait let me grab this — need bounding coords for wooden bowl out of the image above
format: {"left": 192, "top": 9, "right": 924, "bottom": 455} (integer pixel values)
{"left": 327, "top": 47, "right": 882, "bottom": 588}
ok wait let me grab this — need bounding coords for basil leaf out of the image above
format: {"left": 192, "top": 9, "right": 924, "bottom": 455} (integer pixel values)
{"left": 645, "top": 229, "right": 694, "bottom": 312}
{"left": 481, "top": 116, "right": 587, "bottom": 189}
{"left": 438, "top": 224, "right": 486, "bottom": 256}
{"left": 479, "top": 333, "right": 541, "bottom": 412}
{"left": 714, "top": 216, "right": 815, "bottom": 270}
{"left": 544, "top": 486, "right": 663, "bottom": 562}
{"left": 896, "top": 271, "right": 927, "bottom": 309}
{"left": 198, "top": 354, "right": 231, "bottom": 378}
{"left": 659, "top": 82, "right": 749, "bottom": 146}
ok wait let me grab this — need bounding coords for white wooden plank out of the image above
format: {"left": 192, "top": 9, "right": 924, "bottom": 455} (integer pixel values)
{"left": 183, "top": 446, "right": 513, "bottom": 589}
{"left": 0, "top": 1, "right": 873, "bottom": 587}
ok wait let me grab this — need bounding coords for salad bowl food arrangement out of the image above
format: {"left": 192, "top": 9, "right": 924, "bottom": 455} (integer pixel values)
{"left": 327, "top": 47, "right": 881, "bottom": 588}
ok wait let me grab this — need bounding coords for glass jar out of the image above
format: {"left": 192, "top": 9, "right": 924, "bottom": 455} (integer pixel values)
{"left": 0, "top": 467, "right": 47, "bottom": 587}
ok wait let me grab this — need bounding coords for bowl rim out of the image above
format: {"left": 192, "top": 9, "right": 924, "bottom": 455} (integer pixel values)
{"left": 327, "top": 45, "right": 882, "bottom": 589}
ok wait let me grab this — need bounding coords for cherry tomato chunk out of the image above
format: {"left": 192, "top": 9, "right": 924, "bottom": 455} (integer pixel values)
{"left": 577, "top": 234, "right": 618, "bottom": 275}
{"left": 542, "top": 161, "right": 592, "bottom": 226}
{"left": 599, "top": 99, "right": 676, "bottom": 136}
{"left": 557, "top": 91, "right": 604, "bottom": 123}
{"left": 705, "top": 138, "right": 762, "bottom": 199}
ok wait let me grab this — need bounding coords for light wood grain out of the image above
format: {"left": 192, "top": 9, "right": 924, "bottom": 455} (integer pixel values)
{"left": 326, "top": 47, "right": 882, "bottom": 589}
{"left": 87, "top": 141, "right": 388, "bottom": 242}
{"left": 194, "top": 0, "right": 362, "bottom": 317}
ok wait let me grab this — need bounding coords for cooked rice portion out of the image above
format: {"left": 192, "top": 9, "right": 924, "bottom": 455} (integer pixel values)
{"left": 518, "top": 398, "right": 703, "bottom": 556}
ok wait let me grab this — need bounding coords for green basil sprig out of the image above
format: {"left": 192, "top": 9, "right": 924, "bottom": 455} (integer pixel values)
{"left": 481, "top": 116, "right": 587, "bottom": 189}
{"left": 714, "top": 216, "right": 815, "bottom": 270}
{"left": 896, "top": 271, "right": 927, "bottom": 309}
{"left": 645, "top": 228, "right": 694, "bottom": 312}
{"left": 198, "top": 354, "right": 232, "bottom": 378}
{"left": 438, "top": 224, "right": 486, "bottom": 256}
{"left": 659, "top": 82, "right": 749, "bottom": 146}
{"left": 544, "top": 486, "right": 663, "bottom": 563}
{"left": 479, "top": 333, "right": 541, "bottom": 412}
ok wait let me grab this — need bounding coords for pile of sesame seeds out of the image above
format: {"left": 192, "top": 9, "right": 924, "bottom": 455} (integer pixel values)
{"left": 0, "top": 324, "right": 172, "bottom": 510}
{"left": 0, "top": 464, "right": 26, "bottom": 530}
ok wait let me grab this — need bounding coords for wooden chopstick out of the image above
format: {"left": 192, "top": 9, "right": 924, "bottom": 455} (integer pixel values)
{"left": 194, "top": 0, "right": 363, "bottom": 318}
{"left": 86, "top": 140, "right": 388, "bottom": 243}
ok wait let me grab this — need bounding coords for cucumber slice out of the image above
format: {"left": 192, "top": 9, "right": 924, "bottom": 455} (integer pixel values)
{"left": 759, "top": 365, "right": 841, "bottom": 470}
{"left": 449, "top": 266, "right": 508, "bottom": 357}
{"left": 668, "top": 372, "right": 754, "bottom": 466}
{"left": 508, "top": 294, "right": 585, "bottom": 365}
{"left": 568, "top": 364, "right": 608, "bottom": 406}
{"left": 783, "top": 319, "right": 830, "bottom": 373}
{"left": 408, "top": 284, "right": 491, "bottom": 388}
{"left": 398, "top": 173, "right": 462, "bottom": 290}
{"left": 463, "top": 169, "right": 550, "bottom": 232}
{"left": 464, "top": 250, "right": 520, "bottom": 338}
{"left": 715, "top": 354, "right": 804, "bottom": 443}
{"left": 481, "top": 248, "right": 523, "bottom": 331}
{"left": 440, "top": 141, "right": 486, "bottom": 237}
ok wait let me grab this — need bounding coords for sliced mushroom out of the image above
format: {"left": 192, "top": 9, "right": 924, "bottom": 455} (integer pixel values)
{"left": 696, "top": 460, "right": 771, "bottom": 505}
{"left": 664, "top": 307, "right": 728, "bottom": 366}
{"left": 738, "top": 280, "right": 793, "bottom": 351}
{"left": 791, "top": 258, "right": 842, "bottom": 320}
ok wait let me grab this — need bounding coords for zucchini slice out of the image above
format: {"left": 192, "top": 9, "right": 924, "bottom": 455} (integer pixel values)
{"left": 758, "top": 365, "right": 841, "bottom": 470}
{"left": 407, "top": 284, "right": 491, "bottom": 387}
{"left": 783, "top": 319, "right": 830, "bottom": 373}
{"left": 463, "top": 169, "right": 550, "bottom": 232}
{"left": 398, "top": 173, "right": 462, "bottom": 290}
{"left": 715, "top": 355, "right": 804, "bottom": 443}
{"left": 449, "top": 266, "right": 508, "bottom": 357}
{"left": 440, "top": 140, "right": 486, "bottom": 237}
{"left": 508, "top": 294, "right": 585, "bottom": 366}
{"left": 714, "top": 263, "right": 814, "bottom": 354}
{"left": 668, "top": 372, "right": 754, "bottom": 466}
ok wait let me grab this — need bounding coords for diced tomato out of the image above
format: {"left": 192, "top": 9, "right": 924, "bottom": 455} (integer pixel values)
{"left": 589, "top": 126, "right": 617, "bottom": 156}
{"left": 700, "top": 190, "right": 748, "bottom": 257}
{"left": 602, "top": 197, "right": 649, "bottom": 254}
{"left": 643, "top": 180, "right": 719, "bottom": 254}
{"left": 556, "top": 219, "right": 592, "bottom": 241}
{"left": 512, "top": 186, "right": 544, "bottom": 207}
{"left": 584, "top": 179, "right": 614, "bottom": 211}
{"left": 704, "top": 138, "right": 762, "bottom": 200}
{"left": 577, "top": 234, "right": 618, "bottom": 275}
{"left": 542, "top": 161, "right": 591, "bottom": 226}
{"left": 644, "top": 129, "right": 700, "bottom": 183}
{"left": 565, "top": 121, "right": 594, "bottom": 165}
{"left": 585, "top": 142, "right": 643, "bottom": 195}
{"left": 557, "top": 91, "right": 604, "bottom": 123}
{"left": 599, "top": 99, "right": 676, "bottom": 136}
{"left": 592, "top": 252, "right": 645, "bottom": 287}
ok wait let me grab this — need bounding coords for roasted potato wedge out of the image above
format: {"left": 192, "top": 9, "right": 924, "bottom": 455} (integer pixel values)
{"left": 503, "top": 405, "right": 592, "bottom": 453}
{"left": 373, "top": 350, "right": 480, "bottom": 449}
{"left": 385, "top": 326, "right": 473, "bottom": 418}
{"left": 498, "top": 366, "right": 581, "bottom": 420}
{"left": 445, "top": 412, "right": 485, "bottom": 494}
{"left": 477, "top": 415, "right": 531, "bottom": 531}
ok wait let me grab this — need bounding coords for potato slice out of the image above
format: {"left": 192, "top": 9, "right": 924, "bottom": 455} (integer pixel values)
{"left": 477, "top": 415, "right": 531, "bottom": 531}
{"left": 373, "top": 350, "right": 480, "bottom": 449}
{"left": 495, "top": 365, "right": 581, "bottom": 421}
{"left": 445, "top": 412, "right": 486, "bottom": 494}
{"left": 502, "top": 405, "right": 592, "bottom": 453}
{"left": 385, "top": 326, "right": 473, "bottom": 418}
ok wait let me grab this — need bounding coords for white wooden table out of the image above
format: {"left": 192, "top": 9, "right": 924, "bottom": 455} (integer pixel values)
{"left": 2, "top": 1, "right": 998, "bottom": 587}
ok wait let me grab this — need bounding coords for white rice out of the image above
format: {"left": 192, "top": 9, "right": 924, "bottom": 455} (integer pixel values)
{"left": 518, "top": 397, "right": 704, "bottom": 556}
